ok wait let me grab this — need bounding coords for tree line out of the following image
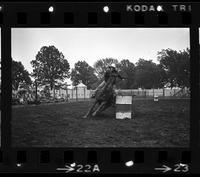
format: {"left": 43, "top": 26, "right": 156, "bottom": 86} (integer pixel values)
{"left": 12, "top": 45, "right": 190, "bottom": 93}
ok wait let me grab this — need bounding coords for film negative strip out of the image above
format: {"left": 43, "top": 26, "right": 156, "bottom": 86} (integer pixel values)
{"left": 0, "top": 0, "right": 200, "bottom": 174}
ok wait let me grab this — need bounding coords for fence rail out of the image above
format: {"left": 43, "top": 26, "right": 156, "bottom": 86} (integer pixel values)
{"left": 115, "top": 88, "right": 190, "bottom": 98}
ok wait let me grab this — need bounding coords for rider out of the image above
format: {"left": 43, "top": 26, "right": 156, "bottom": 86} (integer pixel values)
{"left": 91, "top": 63, "right": 123, "bottom": 98}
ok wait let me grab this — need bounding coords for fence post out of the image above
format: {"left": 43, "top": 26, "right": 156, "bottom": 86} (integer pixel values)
{"left": 163, "top": 88, "right": 165, "bottom": 98}
{"left": 76, "top": 87, "right": 78, "bottom": 101}
{"left": 35, "top": 81, "right": 38, "bottom": 101}
{"left": 84, "top": 87, "right": 85, "bottom": 100}
{"left": 66, "top": 87, "right": 68, "bottom": 101}
{"left": 153, "top": 88, "right": 154, "bottom": 97}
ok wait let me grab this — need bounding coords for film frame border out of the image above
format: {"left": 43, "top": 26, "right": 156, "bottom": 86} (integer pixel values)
{"left": 0, "top": 1, "right": 199, "bottom": 173}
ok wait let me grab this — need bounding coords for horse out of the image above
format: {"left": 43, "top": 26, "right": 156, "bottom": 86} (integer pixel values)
{"left": 83, "top": 74, "right": 118, "bottom": 118}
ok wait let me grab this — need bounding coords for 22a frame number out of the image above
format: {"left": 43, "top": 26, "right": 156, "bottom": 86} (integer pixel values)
{"left": 76, "top": 164, "right": 100, "bottom": 173}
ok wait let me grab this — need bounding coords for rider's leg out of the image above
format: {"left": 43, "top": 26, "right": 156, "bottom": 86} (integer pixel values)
{"left": 96, "top": 81, "right": 106, "bottom": 91}
{"left": 92, "top": 81, "right": 106, "bottom": 97}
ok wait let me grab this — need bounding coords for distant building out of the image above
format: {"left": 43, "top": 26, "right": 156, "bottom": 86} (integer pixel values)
{"left": 68, "top": 83, "right": 91, "bottom": 100}
{"left": 50, "top": 82, "right": 92, "bottom": 100}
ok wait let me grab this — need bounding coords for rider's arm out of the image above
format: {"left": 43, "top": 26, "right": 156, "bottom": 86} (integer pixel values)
{"left": 104, "top": 70, "right": 111, "bottom": 82}
{"left": 112, "top": 70, "right": 123, "bottom": 80}
{"left": 117, "top": 73, "right": 124, "bottom": 80}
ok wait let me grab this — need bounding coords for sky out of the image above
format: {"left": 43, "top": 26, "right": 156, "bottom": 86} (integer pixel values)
{"left": 12, "top": 28, "right": 190, "bottom": 75}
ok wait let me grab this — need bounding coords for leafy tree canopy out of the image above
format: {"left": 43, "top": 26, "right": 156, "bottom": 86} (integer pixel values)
{"left": 12, "top": 60, "right": 32, "bottom": 90}
{"left": 71, "top": 61, "right": 98, "bottom": 89}
{"left": 93, "top": 58, "right": 119, "bottom": 79}
{"left": 31, "top": 46, "right": 70, "bottom": 90}
{"left": 135, "top": 59, "right": 166, "bottom": 89}
{"left": 157, "top": 48, "right": 190, "bottom": 88}
{"left": 116, "top": 59, "right": 136, "bottom": 89}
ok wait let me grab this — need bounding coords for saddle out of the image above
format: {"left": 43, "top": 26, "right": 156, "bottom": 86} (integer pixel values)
{"left": 95, "top": 76, "right": 116, "bottom": 103}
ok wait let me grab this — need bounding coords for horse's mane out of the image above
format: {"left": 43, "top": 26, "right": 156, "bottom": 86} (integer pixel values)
{"left": 104, "top": 75, "right": 116, "bottom": 90}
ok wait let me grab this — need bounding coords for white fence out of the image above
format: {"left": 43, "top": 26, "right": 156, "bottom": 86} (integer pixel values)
{"left": 115, "top": 88, "right": 190, "bottom": 98}
{"left": 50, "top": 87, "right": 92, "bottom": 100}
{"left": 41, "top": 87, "right": 191, "bottom": 100}
{"left": 12, "top": 86, "right": 190, "bottom": 105}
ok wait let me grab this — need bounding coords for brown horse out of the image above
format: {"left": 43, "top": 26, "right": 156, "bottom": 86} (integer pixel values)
{"left": 83, "top": 74, "right": 117, "bottom": 118}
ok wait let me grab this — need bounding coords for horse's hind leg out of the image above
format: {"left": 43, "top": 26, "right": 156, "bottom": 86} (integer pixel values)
{"left": 83, "top": 101, "right": 98, "bottom": 118}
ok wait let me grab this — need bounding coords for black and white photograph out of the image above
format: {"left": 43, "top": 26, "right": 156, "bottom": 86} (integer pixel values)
{"left": 11, "top": 28, "right": 190, "bottom": 147}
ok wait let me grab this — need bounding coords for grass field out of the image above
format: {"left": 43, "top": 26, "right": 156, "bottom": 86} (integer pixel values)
{"left": 12, "top": 98, "right": 190, "bottom": 147}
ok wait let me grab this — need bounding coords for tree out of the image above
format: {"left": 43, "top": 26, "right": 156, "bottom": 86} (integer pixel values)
{"left": 71, "top": 61, "right": 98, "bottom": 89}
{"left": 157, "top": 48, "right": 190, "bottom": 88}
{"left": 31, "top": 46, "right": 70, "bottom": 97}
{"left": 12, "top": 60, "right": 32, "bottom": 90}
{"left": 93, "top": 58, "right": 119, "bottom": 79}
{"left": 116, "top": 59, "right": 136, "bottom": 89}
{"left": 135, "top": 59, "right": 166, "bottom": 89}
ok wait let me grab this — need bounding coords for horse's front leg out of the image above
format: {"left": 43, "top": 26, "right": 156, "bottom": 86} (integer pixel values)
{"left": 83, "top": 100, "right": 98, "bottom": 118}
{"left": 99, "top": 102, "right": 111, "bottom": 112}
{"left": 92, "top": 101, "right": 107, "bottom": 117}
